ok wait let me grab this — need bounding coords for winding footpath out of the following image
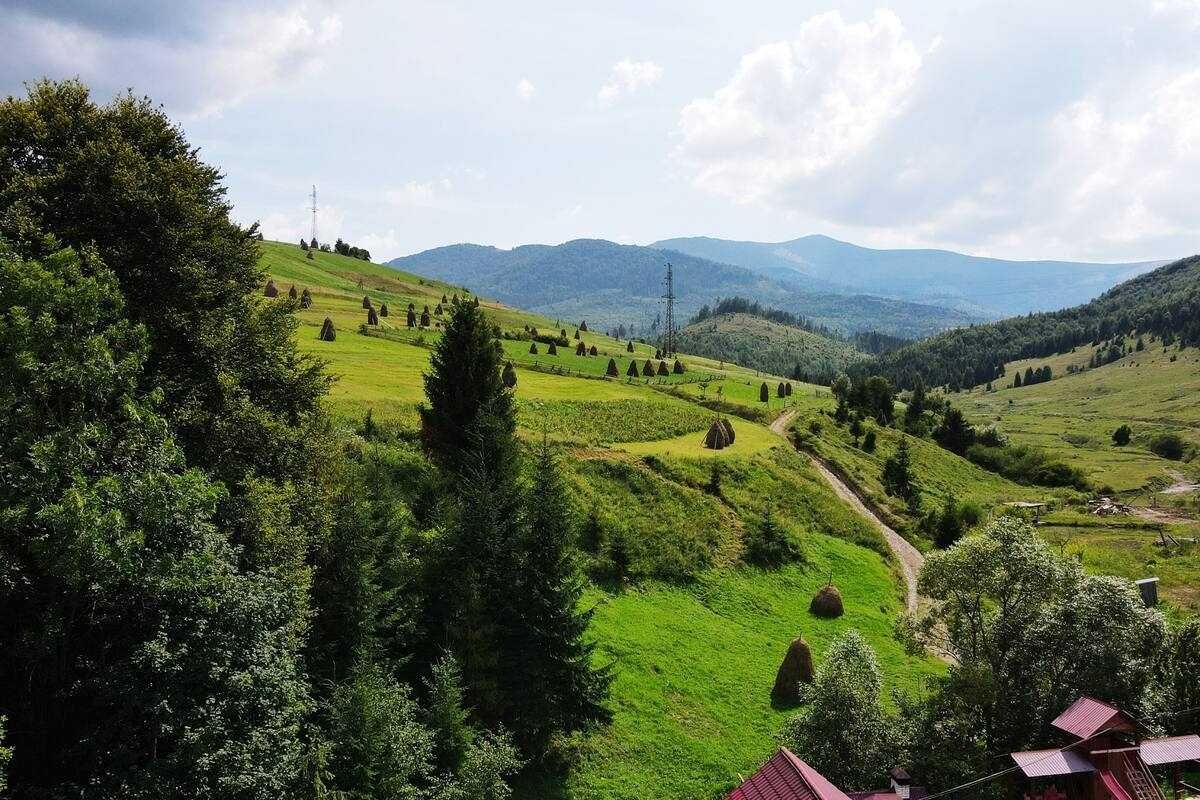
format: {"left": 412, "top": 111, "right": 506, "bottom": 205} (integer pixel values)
{"left": 770, "top": 409, "right": 924, "bottom": 612}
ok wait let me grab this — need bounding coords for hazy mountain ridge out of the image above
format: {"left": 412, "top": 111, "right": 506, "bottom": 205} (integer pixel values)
{"left": 653, "top": 234, "right": 1168, "bottom": 317}
{"left": 389, "top": 238, "right": 980, "bottom": 338}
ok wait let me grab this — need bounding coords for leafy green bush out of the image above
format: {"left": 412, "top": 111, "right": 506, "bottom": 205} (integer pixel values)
{"left": 965, "top": 443, "right": 1088, "bottom": 489}
{"left": 1112, "top": 424, "right": 1132, "bottom": 446}
{"left": 1149, "top": 432, "right": 1186, "bottom": 460}
{"left": 743, "top": 509, "right": 805, "bottom": 568}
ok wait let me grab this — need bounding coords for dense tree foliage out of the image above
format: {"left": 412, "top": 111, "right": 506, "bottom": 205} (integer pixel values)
{"left": 333, "top": 237, "right": 372, "bottom": 261}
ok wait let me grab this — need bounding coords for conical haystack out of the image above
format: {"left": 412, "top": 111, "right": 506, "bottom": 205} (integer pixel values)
{"left": 367, "top": 307, "right": 378, "bottom": 325}
{"left": 288, "top": 284, "right": 298, "bottom": 300}
{"left": 318, "top": 317, "right": 336, "bottom": 341}
{"left": 809, "top": 584, "right": 844, "bottom": 618}
{"left": 718, "top": 418, "right": 736, "bottom": 444}
{"left": 264, "top": 280, "right": 279, "bottom": 298}
{"left": 379, "top": 303, "right": 388, "bottom": 317}
{"left": 300, "top": 288, "right": 312, "bottom": 308}
{"left": 771, "top": 636, "right": 814, "bottom": 705}
{"left": 362, "top": 295, "right": 372, "bottom": 309}
{"left": 704, "top": 419, "right": 731, "bottom": 450}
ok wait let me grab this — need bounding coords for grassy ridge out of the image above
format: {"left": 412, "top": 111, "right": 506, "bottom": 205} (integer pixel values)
{"left": 676, "top": 312, "right": 868, "bottom": 380}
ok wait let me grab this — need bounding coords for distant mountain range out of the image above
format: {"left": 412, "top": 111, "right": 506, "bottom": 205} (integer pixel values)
{"left": 389, "top": 239, "right": 979, "bottom": 339}
{"left": 653, "top": 235, "right": 1168, "bottom": 317}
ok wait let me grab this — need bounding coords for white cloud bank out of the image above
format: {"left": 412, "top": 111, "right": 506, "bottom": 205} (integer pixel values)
{"left": 515, "top": 78, "right": 536, "bottom": 102}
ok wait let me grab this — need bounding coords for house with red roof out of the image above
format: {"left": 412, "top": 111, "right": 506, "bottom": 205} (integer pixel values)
{"left": 728, "top": 750, "right": 926, "bottom": 800}
{"left": 1009, "top": 697, "right": 1200, "bottom": 800}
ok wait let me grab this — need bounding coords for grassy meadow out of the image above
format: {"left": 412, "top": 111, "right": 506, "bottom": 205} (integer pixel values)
{"left": 259, "top": 240, "right": 943, "bottom": 799}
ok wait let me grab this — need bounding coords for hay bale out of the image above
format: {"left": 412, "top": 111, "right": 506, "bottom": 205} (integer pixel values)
{"left": 362, "top": 296, "right": 372, "bottom": 309}
{"left": 406, "top": 309, "right": 417, "bottom": 328}
{"left": 367, "top": 307, "right": 379, "bottom": 325}
{"left": 673, "top": 359, "right": 684, "bottom": 374}
{"left": 502, "top": 361, "right": 517, "bottom": 388}
{"left": 719, "top": 418, "right": 736, "bottom": 444}
{"left": 626, "top": 360, "right": 639, "bottom": 377}
{"left": 380, "top": 303, "right": 389, "bottom": 317}
{"left": 809, "top": 584, "right": 844, "bottom": 618}
{"left": 420, "top": 310, "right": 431, "bottom": 327}
{"left": 606, "top": 358, "right": 619, "bottom": 377}
{"left": 288, "top": 284, "right": 298, "bottom": 300}
{"left": 643, "top": 359, "right": 654, "bottom": 376}
{"left": 264, "top": 280, "right": 279, "bottom": 298}
{"left": 704, "top": 419, "right": 731, "bottom": 450}
{"left": 576, "top": 341, "right": 587, "bottom": 356}
{"left": 771, "top": 636, "right": 815, "bottom": 706}
{"left": 529, "top": 342, "right": 539, "bottom": 355}
{"left": 547, "top": 341, "right": 558, "bottom": 355}
{"left": 589, "top": 345, "right": 598, "bottom": 356}
{"left": 318, "top": 317, "right": 336, "bottom": 341}
{"left": 300, "top": 288, "right": 312, "bottom": 309}
{"left": 657, "top": 360, "right": 669, "bottom": 376}
{"left": 626, "top": 340, "right": 634, "bottom": 352}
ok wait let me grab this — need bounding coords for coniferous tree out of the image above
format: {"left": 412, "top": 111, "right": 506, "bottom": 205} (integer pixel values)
{"left": 576, "top": 340, "right": 586, "bottom": 356}
{"left": 882, "top": 437, "right": 919, "bottom": 509}
{"left": 419, "top": 299, "right": 512, "bottom": 474}
{"left": 1013, "top": 371, "right": 1023, "bottom": 388}
{"left": 760, "top": 382, "right": 769, "bottom": 403}
{"left": 507, "top": 440, "right": 612, "bottom": 754}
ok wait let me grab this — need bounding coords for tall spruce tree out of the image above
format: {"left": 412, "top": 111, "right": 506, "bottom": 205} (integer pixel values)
{"left": 507, "top": 440, "right": 611, "bottom": 754}
{"left": 419, "top": 300, "right": 512, "bottom": 473}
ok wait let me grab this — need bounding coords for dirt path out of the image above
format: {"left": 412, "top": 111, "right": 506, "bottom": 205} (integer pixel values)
{"left": 769, "top": 409, "right": 923, "bottom": 612}
{"left": 1161, "top": 470, "right": 1200, "bottom": 496}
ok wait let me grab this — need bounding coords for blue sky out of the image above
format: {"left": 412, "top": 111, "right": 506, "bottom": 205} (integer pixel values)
{"left": 3, "top": 1, "right": 1200, "bottom": 263}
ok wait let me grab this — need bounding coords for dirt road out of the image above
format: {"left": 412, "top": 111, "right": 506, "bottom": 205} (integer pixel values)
{"left": 771, "top": 409, "right": 923, "bottom": 612}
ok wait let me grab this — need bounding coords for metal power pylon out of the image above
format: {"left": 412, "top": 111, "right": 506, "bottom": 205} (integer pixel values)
{"left": 662, "top": 261, "right": 676, "bottom": 357}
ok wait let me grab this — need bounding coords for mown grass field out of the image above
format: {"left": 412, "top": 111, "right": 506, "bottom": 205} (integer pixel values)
{"left": 260, "top": 241, "right": 942, "bottom": 799}
{"left": 956, "top": 337, "right": 1200, "bottom": 492}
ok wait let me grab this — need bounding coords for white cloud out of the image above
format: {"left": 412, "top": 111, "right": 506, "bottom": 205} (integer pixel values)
{"left": 597, "top": 58, "right": 662, "bottom": 106}
{"left": 385, "top": 178, "right": 454, "bottom": 208}
{"left": 515, "top": 77, "right": 536, "bottom": 101}
{"left": 0, "top": 2, "right": 342, "bottom": 117}
{"left": 676, "top": 9, "right": 922, "bottom": 205}
{"left": 260, "top": 203, "right": 346, "bottom": 246}
{"left": 357, "top": 229, "right": 403, "bottom": 261}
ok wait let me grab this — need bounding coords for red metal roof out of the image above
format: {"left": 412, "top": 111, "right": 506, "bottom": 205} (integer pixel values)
{"left": 1051, "top": 697, "right": 1128, "bottom": 740}
{"left": 1011, "top": 748, "right": 1097, "bottom": 777}
{"left": 730, "top": 749, "right": 854, "bottom": 800}
{"left": 1139, "top": 735, "right": 1200, "bottom": 766}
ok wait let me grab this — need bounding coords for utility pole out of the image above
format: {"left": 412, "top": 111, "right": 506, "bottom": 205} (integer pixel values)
{"left": 310, "top": 185, "right": 318, "bottom": 245}
{"left": 662, "top": 261, "right": 676, "bottom": 357}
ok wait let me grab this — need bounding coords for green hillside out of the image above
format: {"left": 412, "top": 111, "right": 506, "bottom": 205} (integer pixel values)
{"left": 258, "top": 240, "right": 943, "bottom": 798}
{"left": 677, "top": 312, "right": 868, "bottom": 382}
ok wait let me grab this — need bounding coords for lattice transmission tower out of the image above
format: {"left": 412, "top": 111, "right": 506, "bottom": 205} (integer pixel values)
{"left": 661, "top": 261, "right": 676, "bottom": 357}
{"left": 310, "top": 185, "right": 318, "bottom": 244}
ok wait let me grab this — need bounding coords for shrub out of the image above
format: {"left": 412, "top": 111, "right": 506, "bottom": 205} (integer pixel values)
{"left": 744, "top": 508, "right": 803, "bottom": 567}
{"left": 1150, "top": 433, "right": 1186, "bottom": 461}
{"left": 808, "top": 419, "right": 823, "bottom": 435}
{"left": 862, "top": 430, "right": 876, "bottom": 452}
{"left": 362, "top": 295, "right": 371, "bottom": 309}
{"left": 643, "top": 359, "right": 653, "bottom": 376}
{"left": 759, "top": 382, "right": 769, "bottom": 403}
{"left": 977, "top": 424, "right": 1007, "bottom": 447}
{"left": 1112, "top": 425, "right": 1132, "bottom": 446}
{"left": 965, "top": 443, "right": 1088, "bottom": 489}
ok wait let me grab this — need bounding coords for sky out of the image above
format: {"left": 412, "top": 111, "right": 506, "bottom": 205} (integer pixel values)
{"left": 2, "top": 0, "right": 1200, "bottom": 264}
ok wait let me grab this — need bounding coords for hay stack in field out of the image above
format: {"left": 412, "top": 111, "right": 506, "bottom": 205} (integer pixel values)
{"left": 643, "top": 359, "right": 654, "bottom": 376}
{"left": 420, "top": 310, "right": 431, "bottom": 327}
{"left": 626, "top": 340, "right": 634, "bottom": 352}
{"left": 502, "top": 361, "right": 517, "bottom": 388}
{"left": 318, "top": 317, "right": 336, "bottom": 341}
{"left": 673, "top": 359, "right": 684, "bottom": 374}
{"left": 589, "top": 345, "right": 598, "bottom": 356}
{"left": 576, "top": 340, "right": 587, "bottom": 356}
{"left": 367, "top": 307, "right": 378, "bottom": 325}
{"left": 809, "top": 584, "right": 844, "bottom": 618}
{"left": 264, "top": 280, "right": 279, "bottom": 298}
{"left": 718, "top": 418, "right": 736, "bottom": 444}
{"left": 547, "top": 341, "right": 558, "bottom": 355}
{"left": 529, "top": 342, "right": 539, "bottom": 355}
{"left": 300, "top": 288, "right": 312, "bottom": 308}
{"left": 626, "top": 360, "right": 638, "bottom": 378}
{"left": 288, "top": 284, "right": 298, "bottom": 300}
{"left": 362, "top": 296, "right": 372, "bottom": 309}
{"left": 657, "top": 360, "right": 669, "bottom": 376}
{"left": 606, "top": 358, "right": 619, "bottom": 377}
{"left": 771, "top": 636, "right": 814, "bottom": 705}
{"left": 704, "top": 419, "right": 732, "bottom": 450}
{"left": 380, "top": 303, "right": 388, "bottom": 317}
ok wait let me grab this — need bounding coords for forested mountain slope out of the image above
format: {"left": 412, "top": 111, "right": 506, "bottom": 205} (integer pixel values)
{"left": 655, "top": 234, "right": 1166, "bottom": 317}
{"left": 859, "top": 254, "right": 1200, "bottom": 390}
{"left": 677, "top": 313, "right": 867, "bottom": 381}
{"left": 389, "top": 239, "right": 980, "bottom": 338}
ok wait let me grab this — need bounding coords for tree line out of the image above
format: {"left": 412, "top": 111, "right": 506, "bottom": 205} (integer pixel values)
{"left": 858, "top": 255, "right": 1200, "bottom": 390}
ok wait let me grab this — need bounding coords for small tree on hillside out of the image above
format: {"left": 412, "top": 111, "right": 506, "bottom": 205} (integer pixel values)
{"left": 1013, "top": 371, "right": 1023, "bottom": 388}
{"left": 1112, "top": 424, "right": 1132, "bottom": 446}
{"left": 882, "top": 437, "right": 919, "bottom": 509}
{"left": 759, "top": 382, "right": 769, "bottom": 403}
{"left": 421, "top": 309, "right": 431, "bottom": 327}
{"left": 367, "top": 307, "right": 378, "bottom": 325}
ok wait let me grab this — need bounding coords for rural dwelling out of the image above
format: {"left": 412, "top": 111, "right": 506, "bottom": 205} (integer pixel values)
{"left": 728, "top": 750, "right": 926, "bottom": 800}
{"left": 1009, "top": 697, "right": 1200, "bottom": 800}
